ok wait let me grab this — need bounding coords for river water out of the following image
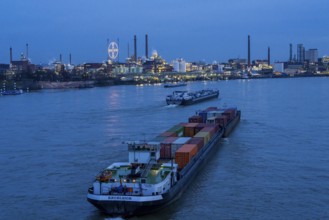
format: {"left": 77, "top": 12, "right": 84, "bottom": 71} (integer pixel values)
{"left": 1, "top": 77, "right": 329, "bottom": 219}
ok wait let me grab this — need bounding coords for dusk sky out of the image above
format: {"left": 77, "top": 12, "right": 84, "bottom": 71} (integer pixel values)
{"left": 1, "top": 0, "right": 328, "bottom": 65}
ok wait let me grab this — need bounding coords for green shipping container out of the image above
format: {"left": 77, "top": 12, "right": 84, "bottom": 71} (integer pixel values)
{"left": 194, "top": 131, "right": 211, "bottom": 146}
{"left": 167, "top": 124, "right": 184, "bottom": 137}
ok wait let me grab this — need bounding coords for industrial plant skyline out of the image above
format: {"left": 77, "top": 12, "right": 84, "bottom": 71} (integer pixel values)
{"left": 2, "top": 34, "right": 323, "bottom": 67}
{"left": 1, "top": 0, "right": 328, "bottom": 64}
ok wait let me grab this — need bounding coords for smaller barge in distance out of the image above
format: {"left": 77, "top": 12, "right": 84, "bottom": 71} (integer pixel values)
{"left": 87, "top": 106, "right": 240, "bottom": 217}
{"left": 166, "top": 89, "right": 219, "bottom": 105}
{"left": 163, "top": 82, "right": 187, "bottom": 88}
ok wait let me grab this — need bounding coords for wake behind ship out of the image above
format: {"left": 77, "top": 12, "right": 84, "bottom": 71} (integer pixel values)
{"left": 87, "top": 106, "right": 241, "bottom": 217}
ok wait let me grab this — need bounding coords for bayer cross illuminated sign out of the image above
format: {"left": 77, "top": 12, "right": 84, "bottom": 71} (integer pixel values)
{"left": 108, "top": 41, "right": 119, "bottom": 60}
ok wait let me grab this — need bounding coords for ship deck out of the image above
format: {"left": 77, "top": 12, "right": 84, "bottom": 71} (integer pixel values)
{"left": 103, "top": 162, "right": 173, "bottom": 185}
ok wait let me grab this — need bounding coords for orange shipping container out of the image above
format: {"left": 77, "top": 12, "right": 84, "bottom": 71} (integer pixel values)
{"left": 183, "top": 123, "right": 199, "bottom": 137}
{"left": 175, "top": 144, "right": 198, "bottom": 169}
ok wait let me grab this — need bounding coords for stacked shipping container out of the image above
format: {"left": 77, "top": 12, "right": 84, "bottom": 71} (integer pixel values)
{"left": 183, "top": 123, "right": 199, "bottom": 137}
{"left": 175, "top": 144, "right": 198, "bottom": 169}
{"left": 188, "top": 115, "right": 203, "bottom": 123}
{"left": 171, "top": 137, "right": 191, "bottom": 157}
{"left": 160, "top": 137, "right": 178, "bottom": 159}
{"left": 187, "top": 137, "right": 204, "bottom": 151}
{"left": 166, "top": 124, "right": 184, "bottom": 137}
{"left": 157, "top": 107, "right": 238, "bottom": 169}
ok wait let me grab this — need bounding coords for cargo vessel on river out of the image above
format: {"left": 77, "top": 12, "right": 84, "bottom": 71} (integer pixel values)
{"left": 166, "top": 89, "right": 219, "bottom": 105}
{"left": 87, "top": 106, "right": 241, "bottom": 217}
{"left": 163, "top": 82, "right": 187, "bottom": 88}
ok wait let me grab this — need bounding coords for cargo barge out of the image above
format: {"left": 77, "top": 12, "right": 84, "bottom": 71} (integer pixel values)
{"left": 87, "top": 106, "right": 240, "bottom": 217}
{"left": 166, "top": 89, "right": 219, "bottom": 105}
{"left": 163, "top": 82, "right": 187, "bottom": 88}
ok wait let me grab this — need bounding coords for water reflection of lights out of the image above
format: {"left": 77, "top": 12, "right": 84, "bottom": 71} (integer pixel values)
{"left": 107, "top": 90, "right": 120, "bottom": 108}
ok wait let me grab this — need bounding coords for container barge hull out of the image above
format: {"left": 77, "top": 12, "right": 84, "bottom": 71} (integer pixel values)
{"left": 166, "top": 89, "right": 219, "bottom": 106}
{"left": 181, "top": 92, "right": 219, "bottom": 105}
{"left": 87, "top": 106, "right": 240, "bottom": 217}
{"left": 223, "top": 110, "right": 241, "bottom": 137}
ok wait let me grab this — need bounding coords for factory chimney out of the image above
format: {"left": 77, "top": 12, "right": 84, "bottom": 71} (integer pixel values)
{"left": 134, "top": 35, "right": 137, "bottom": 62}
{"left": 248, "top": 35, "right": 251, "bottom": 67}
{"left": 145, "top": 34, "right": 149, "bottom": 59}
{"left": 69, "top": 53, "right": 72, "bottom": 65}
{"left": 26, "top": 43, "right": 29, "bottom": 61}
{"left": 107, "top": 38, "right": 109, "bottom": 61}
{"left": 268, "top": 47, "right": 270, "bottom": 66}
{"left": 289, "top": 43, "right": 293, "bottom": 62}
{"left": 10, "top": 47, "right": 13, "bottom": 64}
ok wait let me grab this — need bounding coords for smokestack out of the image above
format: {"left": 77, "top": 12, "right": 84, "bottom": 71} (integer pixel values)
{"left": 26, "top": 43, "right": 29, "bottom": 60}
{"left": 145, "top": 34, "right": 149, "bottom": 59}
{"left": 107, "top": 38, "right": 109, "bottom": 61}
{"left": 268, "top": 47, "right": 270, "bottom": 65}
{"left": 289, "top": 43, "right": 292, "bottom": 62}
{"left": 248, "top": 35, "right": 251, "bottom": 67}
{"left": 134, "top": 35, "right": 137, "bottom": 62}
{"left": 10, "top": 47, "right": 13, "bottom": 64}
{"left": 117, "top": 38, "right": 120, "bottom": 62}
{"left": 69, "top": 53, "right": 72, "bottom": 65}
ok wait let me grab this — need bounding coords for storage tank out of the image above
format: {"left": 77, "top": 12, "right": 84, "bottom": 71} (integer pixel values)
{"left": 179, "top": 59, "right": 186, "bottom": 72}
{"left": 173, "top": 60, "right": 180, "bottom": 72}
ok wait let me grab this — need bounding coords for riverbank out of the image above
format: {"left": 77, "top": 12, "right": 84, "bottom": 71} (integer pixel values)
{"left": 2, "top": 72, "right": 329, "bottom": 92}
